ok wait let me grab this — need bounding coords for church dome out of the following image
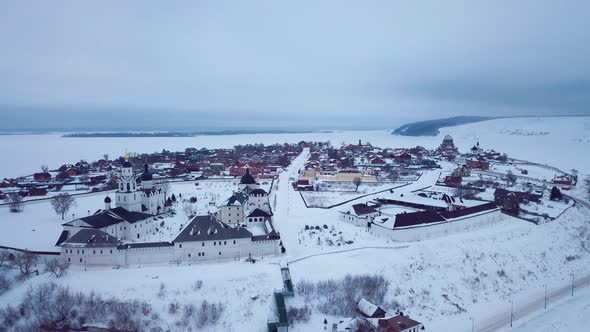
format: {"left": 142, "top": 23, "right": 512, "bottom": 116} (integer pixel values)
{"left": 104, "top": 196, "right": 111, "bottom": 203}
{"left": 240, "top": 168, "right": 256, "bottom": 185}
{"left": 443, "top": 134, "right": 453, "bottom": 142}
{"left": 122, "top": 160, "right": 132, "bottom": 168}
{"left": 141, "top": 163, "right": 153, "bottom": 181}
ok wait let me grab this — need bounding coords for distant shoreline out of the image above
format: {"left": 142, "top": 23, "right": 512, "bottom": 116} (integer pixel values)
{"left": 392, "top": 114, "right": 590, "bottom": 137}
{"left": 62, "top": 129, "right": 334, "bottom": 138}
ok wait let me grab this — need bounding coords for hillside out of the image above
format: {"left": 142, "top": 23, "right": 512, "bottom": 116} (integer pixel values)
{"left": 392, "top": 116, "right": 498, "bottom": 136}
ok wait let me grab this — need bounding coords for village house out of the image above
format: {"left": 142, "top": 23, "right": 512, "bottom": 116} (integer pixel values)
{"left": 494, "top": 188, "right": 542, "bottom": 204}
{"left": 378, "top": 315, "right": 423, "bottom": 332}
{"left": 357, "top": 298, "right": 386, "bottom": 318}
{"left": 465, "top": 158, "right": 490, "bottom": 171}
{"left": 444, "top": 175, "right": 462, "bottom": 187}
{"left": 332, "top": 299, "right": 423, "bottom": 332}
{"left": 552, "top": 174, "right": 575, "bottom": 190}
{"left": 340, "top": 203, "right": 381, "bottom": 226}
{"left": 33, "top": 172, "right": 52, "bottom": 182}
{"left": 453, "top": 166, "right": 471, "bottom": 177}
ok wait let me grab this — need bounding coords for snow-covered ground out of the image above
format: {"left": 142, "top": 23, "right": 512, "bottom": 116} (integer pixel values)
{"left": 2, "top": 116, "right": 590, "bottom": 331}
{"left": 0, "top": 259, "right": 283, "bottom": 332}
{"left": 300, "top": 182, "right": 408, "bottom": 208}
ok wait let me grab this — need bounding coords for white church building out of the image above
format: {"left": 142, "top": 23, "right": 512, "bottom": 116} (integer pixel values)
{"left": 56, "top": 163, "right": 282, "bottom": 267}
{"left": 116, "top": 158, "right": 166, "bottom": 216}
{"left": 217, "top": 168, "right": 273, "bottom": 226}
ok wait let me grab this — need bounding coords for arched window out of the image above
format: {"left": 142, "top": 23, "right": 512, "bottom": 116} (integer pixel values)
{"left": 127, "top": 183, "right": 131, "bottom": 191}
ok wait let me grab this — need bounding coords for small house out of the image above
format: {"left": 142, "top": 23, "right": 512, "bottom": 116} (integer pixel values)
{"left": 444, "top": 175, "right": 462, "bottom": 187}
{"left": 357, "top": 298, "right": 386, "bottom": 318}
{"left": 33, "top": 172, "right": 52, "bottom": 182}
{"left": 340, "top": 203, "right": 380, "bottom": 226}
{"left": 378, "top": 314, "right": 423, "bottom": 332}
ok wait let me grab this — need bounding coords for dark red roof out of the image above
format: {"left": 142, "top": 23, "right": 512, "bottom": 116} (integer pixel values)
{"left": 352, "top": 203, "right": 378, "bottom": 216}
{"left": 378, "top": 315, "right": 421, "bottom": 332}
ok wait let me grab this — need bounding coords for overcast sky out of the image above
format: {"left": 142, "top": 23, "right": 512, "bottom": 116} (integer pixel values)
{"left": 0, "top": 1, "right": 588, "bottom": 131}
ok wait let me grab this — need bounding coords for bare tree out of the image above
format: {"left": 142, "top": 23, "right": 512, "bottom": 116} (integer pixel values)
{"left": 387, "top": 170, "right": 400, "bottom": 181}
{"left": 183, "top": 202, "right": 197, "bottom": 219}
{"left": 157, "top": 181, "right": 171, "bottom": 199}
{"left": 353, "top": 177, "right": 362, "bottom": 192}
{"left": 11, "top": 252, "right": 38, "bottom": 279}
{"left": 103, "top": 153, "right": 109, "bottom": 161}
{"left": 44, "top": 258, "right": 70, "bottom": 278}
{"left": 0, "top": 250, "right": 11, "bottom": 269}
{"left": 454, "top": 186, "right": 477, "bottom": 199}
{"left": 506, "top": 170, "right": 517, "bottom": 186}
{"left": 6, "top": 193, "right": 24, "bottom": 213}
{"left": 51, "top": 193, "right": 77, "bottom": 220}
{"left": 40, "top": 165, "right": 49, "bottom": 173}
{"left": 0, "top": 273, "right": 9, "bottom": 294}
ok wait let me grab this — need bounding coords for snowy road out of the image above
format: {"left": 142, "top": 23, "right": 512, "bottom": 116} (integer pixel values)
{"left": 477, "top": 274, "right": 590, "bottom": 332}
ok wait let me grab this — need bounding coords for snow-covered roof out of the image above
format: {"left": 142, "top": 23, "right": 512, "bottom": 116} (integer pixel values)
{"left": 174, "top": 215, "right": 252, "bottom": 242}
{"left": 357, "top": 298, "right": 380, "bottom": 317}
{"left": 61, "top": 229, "right": 120, "bottom": 247}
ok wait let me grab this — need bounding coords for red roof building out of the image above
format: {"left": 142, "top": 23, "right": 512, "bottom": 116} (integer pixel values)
{"left": 378, "top": 315, "right": 423, "bottom": 332}
{"left": 33, "top": 172, "right": 52, "bottom": 182}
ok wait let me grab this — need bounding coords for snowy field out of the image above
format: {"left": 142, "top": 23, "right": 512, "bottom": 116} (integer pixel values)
{"left": 2, "top": 116, "right": 590, "bottom": 331}
{"left": 300, "top": 182, "right": 407, "bottom": 208}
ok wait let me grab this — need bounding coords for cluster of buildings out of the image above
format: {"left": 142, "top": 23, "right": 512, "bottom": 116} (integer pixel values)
{"left": 0, "top": 143, "right": 312, "bottom": 201}
{"left": 340, "top": 192, "right": 502, "bottom": 242}
{"left": 0, "top": 161, "right": 110, "bottom": 200}
{"left": 442, "top": 140, "right": 508, "bottom": 188}
{"left": 333, "top": 298, "right": 423, "bottom": 332}
{"left": 56, "top": 157, "right": 282, "bottom": 267}
{"left": 295, "top": 140, "right": 436, "bottom": 190}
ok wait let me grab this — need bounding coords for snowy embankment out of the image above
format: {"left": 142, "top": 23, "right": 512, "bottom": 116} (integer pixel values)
{"left": 286, "top": 205, "right": 590, "bottom": 332}
{"left": 0, "top": 259, "right": 283, "bottom": 332}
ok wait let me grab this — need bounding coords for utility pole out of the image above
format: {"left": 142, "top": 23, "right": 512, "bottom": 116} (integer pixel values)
{"left": 470, "top": 316, "right": 474, "bottom": 332}
{"left": 544, "top": 284, "right": 547, "bottom": 309}
{"left": 510, "top": 298, "right": 514, "bottom": 327}
{"left": 572, "top": 273, "right": 575, "bottom": 296}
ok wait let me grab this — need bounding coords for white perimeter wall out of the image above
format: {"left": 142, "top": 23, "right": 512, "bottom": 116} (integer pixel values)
{"left": 61, "top": 237, "right": 280, "bottom": 266}
{"left": 369, "top": 209, "right": 503, "bottom": 242}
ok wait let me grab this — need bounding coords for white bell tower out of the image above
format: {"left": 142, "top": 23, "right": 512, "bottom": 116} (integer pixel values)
{"left": 115, "top": 154, "right": 142, "bottom": 212}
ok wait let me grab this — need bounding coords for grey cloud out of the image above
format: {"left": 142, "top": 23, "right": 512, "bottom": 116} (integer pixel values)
{"left": 0, "top": 0, "right": 588, "bottom": 130}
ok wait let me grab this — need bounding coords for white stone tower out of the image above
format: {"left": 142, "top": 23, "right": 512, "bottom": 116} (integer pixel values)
{"left": 115, "top": 154, "right": 142, "bottom": 212}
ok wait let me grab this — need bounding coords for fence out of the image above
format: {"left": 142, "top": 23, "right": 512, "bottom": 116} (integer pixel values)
{"left": 299, "top": 182, "right": 412, "bottom": 209}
